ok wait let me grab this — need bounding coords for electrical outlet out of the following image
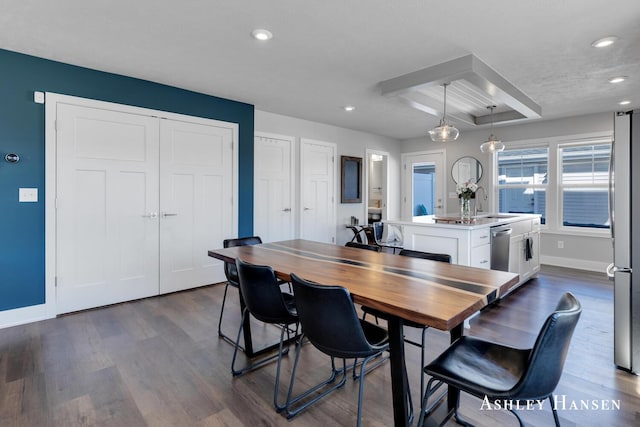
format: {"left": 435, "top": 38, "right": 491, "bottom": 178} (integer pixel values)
{"left": 557, "top": 240, "right": 564, "bottom": 249}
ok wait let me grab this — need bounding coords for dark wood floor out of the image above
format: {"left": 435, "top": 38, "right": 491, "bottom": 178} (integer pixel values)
{"left": 0, "top": 265, "right": 638, "bottom": 426}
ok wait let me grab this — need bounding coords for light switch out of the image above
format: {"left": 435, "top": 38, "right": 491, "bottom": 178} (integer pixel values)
{"left": 34, "top": 91, "right": 45, "bottom": 104}
{"left": 19, "top": 188, "right": 38, "bottom": 202}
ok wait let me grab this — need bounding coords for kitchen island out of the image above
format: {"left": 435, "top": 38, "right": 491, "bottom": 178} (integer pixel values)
{"left": 387, "top": 213, "right": 541, "bottom": 296}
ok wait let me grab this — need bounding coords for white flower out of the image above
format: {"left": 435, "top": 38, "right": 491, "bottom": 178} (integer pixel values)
{"left": 456, "top": 180, "right": 477, "bottom": 199}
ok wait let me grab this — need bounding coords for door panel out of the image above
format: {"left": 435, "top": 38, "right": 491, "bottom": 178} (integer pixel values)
{"left": 300, "top": 140, "right": 336, "bottom": 243}
{"left": 159, "top": 119, "right": 231, "bottom": 294}
{"left": 254, "top": 134, "right": 294, "bottom": 242}
{"left": 56, "top": 104, "right": 160, "bottom": 314}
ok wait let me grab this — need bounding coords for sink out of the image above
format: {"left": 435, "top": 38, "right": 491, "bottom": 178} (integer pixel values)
{"left": 481, "top": 214, "right": 518, "bottom": 219}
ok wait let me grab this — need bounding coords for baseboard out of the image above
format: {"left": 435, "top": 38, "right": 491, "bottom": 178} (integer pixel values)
{"left": 0, "top": 304, "right": 54, "bottom": 329}
{"left": 540, "top": 255, "right": 609, "bottom": 273}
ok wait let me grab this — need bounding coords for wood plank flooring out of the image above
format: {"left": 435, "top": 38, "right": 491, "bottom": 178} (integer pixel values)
{"left": 0, "top": 265, "right": 638, "bottom": 426}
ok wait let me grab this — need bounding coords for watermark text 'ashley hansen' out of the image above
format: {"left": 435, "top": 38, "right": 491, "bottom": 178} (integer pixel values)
{"left": 480, "top": 396, "right": 621, "bottom": 411}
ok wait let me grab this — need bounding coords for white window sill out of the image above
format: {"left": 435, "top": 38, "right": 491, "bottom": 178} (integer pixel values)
{"left": 540, "top": 227, "right": 611, "bottom": 239}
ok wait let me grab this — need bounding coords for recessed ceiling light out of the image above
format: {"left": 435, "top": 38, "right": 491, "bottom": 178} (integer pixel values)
{"left": 619, "top": 100, "right": 631, "bottom": 106}
{"left": 251, "top": 29, "right": 273, "bottom": 41}
{"left": 591, "top": 36, "right": 618, "bottom": 48}
{"left": 343, "top": 105, "right": 356, "bottom": 112}
{"left": 609, "top": 76, "right": 627, "bottom": 84}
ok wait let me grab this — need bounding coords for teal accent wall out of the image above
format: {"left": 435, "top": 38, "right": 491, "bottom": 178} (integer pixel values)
{"left": 0, "top": 49, "right": 254, "bottom": 312}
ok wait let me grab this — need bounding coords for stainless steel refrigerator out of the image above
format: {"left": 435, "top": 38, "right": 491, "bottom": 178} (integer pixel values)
{"left": 609, "top": 110, "right": 640, "bottom": 374}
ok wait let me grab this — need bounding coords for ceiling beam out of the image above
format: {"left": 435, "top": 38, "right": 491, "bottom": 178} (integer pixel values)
{"left": 379, "top": 54, "right": 542, "bottom": 124}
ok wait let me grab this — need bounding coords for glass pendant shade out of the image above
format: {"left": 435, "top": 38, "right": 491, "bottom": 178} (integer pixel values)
{"left": 480, "top": 105, "right": 505, "bottom": 152}
{"left": 480, "top": 135, "right": 505, "bottom": 152}
{"left": 429, "top": 83, "right": 459, "bottom": 143}
{"left": 429, "top": 119, "right": 460, "bottom": 142}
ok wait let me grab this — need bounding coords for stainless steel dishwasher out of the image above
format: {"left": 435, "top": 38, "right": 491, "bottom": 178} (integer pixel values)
{"left": 490, "top": 225, "right": 512, "bottom": 271}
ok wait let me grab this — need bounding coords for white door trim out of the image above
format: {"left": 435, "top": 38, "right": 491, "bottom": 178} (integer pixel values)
{"left": 45, "top": 92, "right": 238, "bottom": 317}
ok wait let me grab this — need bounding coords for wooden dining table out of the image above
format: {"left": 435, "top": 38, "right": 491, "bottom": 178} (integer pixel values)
{"left": 208, "top": 239, "right": 519, "bottom": 427}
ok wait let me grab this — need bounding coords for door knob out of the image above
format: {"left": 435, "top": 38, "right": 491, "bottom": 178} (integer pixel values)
{"left": 283, "top": 208, "right": 291, "bottom": 212}
{"left": 161, "top": 212, "right": 178, "bottom": 217}
{"left": 304, "top": 207, "right": 312, "bottom": 211}
{"left": 141, "top": 212, "right": 158, "bottom": 218}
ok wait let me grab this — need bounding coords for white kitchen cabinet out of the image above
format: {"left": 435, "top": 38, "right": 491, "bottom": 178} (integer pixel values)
{"left": 470, "top": 228, "right": 491, "bottom": 269}
{"left": 508, "top": 218, "right": 541, "bottom": 293}
{"left": 387, "top": 214, "right": 540, "bottom": 294}
{"left": 471, "top": 243, "right": 491, "bottom": 269}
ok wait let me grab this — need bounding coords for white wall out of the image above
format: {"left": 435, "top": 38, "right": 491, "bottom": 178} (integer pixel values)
{"left": 255, "top": 110, "right": 402, "bottom": 245}
{"left": 401, "top": 112, "right": 614, "bottom": 272}
{"left": 255, "top": 109, "right": 614, "bottom": 271}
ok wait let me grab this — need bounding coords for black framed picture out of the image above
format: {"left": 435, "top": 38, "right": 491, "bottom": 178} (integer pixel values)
{"left": 341, "top": 155, "right": 362, "bottom": 203}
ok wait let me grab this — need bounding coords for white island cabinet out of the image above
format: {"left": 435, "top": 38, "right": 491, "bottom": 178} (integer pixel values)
{"left": 387, "top": 214, "right": 541, "bottom": 295}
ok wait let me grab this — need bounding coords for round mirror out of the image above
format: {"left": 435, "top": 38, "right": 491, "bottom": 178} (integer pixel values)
{"left": 452, "top": 156, "right": 483, "bottom": 184}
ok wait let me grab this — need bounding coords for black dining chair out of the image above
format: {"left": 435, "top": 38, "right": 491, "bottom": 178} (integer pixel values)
{"left": 218, "top": 236, "right": 264, "bottom": 348}
{"left": 361, "top": 248, "right": 452, "bottom": 405}
{"left": 418, "top": 292, "right": 582, "bottom": 427}
{"left": 397, "top": 248, "right": 452, "bottom": 264}
{"left": 345, "top": 241, "right": 382, "bottom": 252}
{"left": 219, "top": 236, "right": 290, "bottom": 349}
{"left": 285, "top": 273, "right": 389, "bottom": 427}
{"left": 362, "top": 222, "right": 403, "bottom": 254}
{"left": 231, "top": 258, "right": 299, "bottom": 412}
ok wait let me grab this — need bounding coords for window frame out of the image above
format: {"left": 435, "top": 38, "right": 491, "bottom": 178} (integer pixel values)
{"left": 494, "top": 142, "right": 550, "bottom": 225}
{"left": 557, "top": 138, "right": 612, "bottom": 233}
{"left": 491, "top": 132, "right": 613, "bottom": 237}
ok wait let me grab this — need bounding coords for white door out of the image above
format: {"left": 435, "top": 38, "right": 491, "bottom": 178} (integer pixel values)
{"left": 53, "top": 97, "right": 236, "bottom": 313}
{"left": 56, "top": 104, "right": 160, "bottom": 313}
{"left": 402, "top": 151, "right": 445, "bottom": 218}
{"left": 159, "top": 119, "right": 232, "bottom": 294}
{"left": 300, "top": 139, "right": 336, "bottom": 243}
{"left": 254, "top": 133, "right": 295, "bottom": 242}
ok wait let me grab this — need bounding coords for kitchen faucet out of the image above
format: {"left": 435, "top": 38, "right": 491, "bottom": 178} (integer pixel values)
{"left": 474, "top": 186, "right": 488, "bottom": 216}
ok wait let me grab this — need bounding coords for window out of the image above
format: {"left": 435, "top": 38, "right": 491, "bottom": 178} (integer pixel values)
{"left": 497, "top": 147, "right": 548, "bottom": 224}
{"left": 413, "top": 164, "right": 435, "bottom": 216}
{"left": 560, "top": 143, "right": 611, "bottom": 229}
{"left": 494, "top": 134, "right": 613, "bottom": 233}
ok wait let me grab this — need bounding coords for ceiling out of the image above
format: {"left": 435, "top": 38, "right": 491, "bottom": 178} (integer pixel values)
{"left": 2, "top": 1, "right": 639, "bottom": 140}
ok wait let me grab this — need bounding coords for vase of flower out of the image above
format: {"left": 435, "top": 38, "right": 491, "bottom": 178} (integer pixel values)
{"left": 456, "top": 180, "right": 477, "bottom": 222}
{"left": 460, "top": 197, "right": 471, "bottom": 220}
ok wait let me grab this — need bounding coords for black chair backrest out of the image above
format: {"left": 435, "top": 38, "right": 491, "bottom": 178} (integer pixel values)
{"left": 223, "top": 236, "right": 263, "bottom": 285}
{"left": 363, "top": 226, "right": 377, "bottom": 246}
{"left": 373, "top": 222, "right": 383, "bottom": 242}
{"left": 290, "top": 273, "right": 376, "bottom": 359}
{"left": 511, "top": 292, "right": 582, "bottom": 399}
{"left": 398, "top": 248, "right": 452, "bottom": 264}
{"left": 345, "top": 241, "right": 381, "bottom": 252}
{"left": 235, "top": 258, "right": 295, "bottom": 324}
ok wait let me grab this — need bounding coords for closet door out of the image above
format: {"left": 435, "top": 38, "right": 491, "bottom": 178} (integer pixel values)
{"left": 254, "top": 133, "right": 295, "bottom": 242}
{"left": 300, "top": 139, "right": 336, "bottom": 243}
{"left": 56, "top": 104, "right": 160, "bottom": 314}
{"left": 158, "top": 118, "right": 232, "bottom": 294}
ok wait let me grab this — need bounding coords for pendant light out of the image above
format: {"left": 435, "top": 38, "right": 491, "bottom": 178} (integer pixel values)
{"left": 480, "top": 105, "right": 505, "bottom": 153}
{"left": 428, "top": 83, "right": 459, "bottom": 143}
